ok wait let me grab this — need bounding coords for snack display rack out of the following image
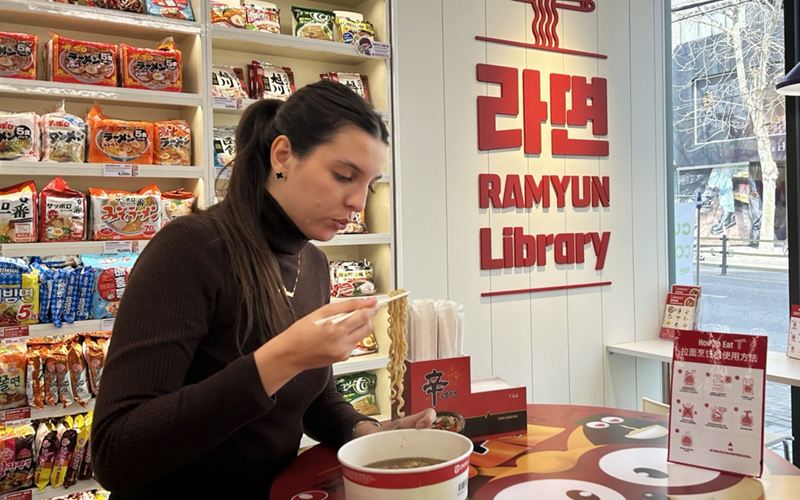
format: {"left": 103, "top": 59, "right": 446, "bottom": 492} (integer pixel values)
{"left": 0, "top": 0, "right": 396, "bottom": 481}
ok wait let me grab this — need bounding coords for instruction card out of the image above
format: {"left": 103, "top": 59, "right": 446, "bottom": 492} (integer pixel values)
{"left": 668, "top": 329, "right": 767, "bottom": 477}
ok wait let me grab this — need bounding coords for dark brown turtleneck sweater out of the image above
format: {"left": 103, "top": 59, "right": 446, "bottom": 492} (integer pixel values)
{"left": 92, "top": 192, "right": 372, "bottom": 498}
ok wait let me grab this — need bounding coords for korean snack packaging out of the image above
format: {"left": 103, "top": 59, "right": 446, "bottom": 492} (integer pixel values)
{"left": 161, "top": 188, "right": 195, "bottom": 227}
{"left": 41, "top": 103, "right": 85, "bottom": 163}
{"left": 0, "top": 339, "right": 27, "bottom": 410}
{"left": 0, "top": 31, "right": 37, "bottom": 80}
{"left": 81, "top": 253, "right": 137, "bottom": 319}
{"left": 120, "top": 37, "right": 183, "bottom": 93}
{"left": 335, "top": 372, "right": 379, "bottom": 416}
{"left": 39, "top": 176, "right": 86, "bottom": 242}
{"left": 0, "top": 112, "right": 40, "bottom": 161}
{"left": 145, "top": 0, "right": 194, "bottom": 20}
{"left": 86, "top": 0, "right": 144, "bottom": 12}
{"left": 46, "top": 33, "right": 117, "bottom": 87}
{"left": 33, "top": 421, "right": 57, "bottom": 490}
{"left": 154, "top": 120, "right": 191, "bottom": 166}
{"left": 291, "top": 6, "right": 335, "bottom": 41}
{"left": 0, "top": 181, "right": 37, "bottom": 242}
{"left": 0, "top": 424, "right": 35, "bottom": 493}
{"left": 88, "top": 185, "right": 161, "bottom": 240}
{"left": 86, "top": 103, "right": 154, "bottom": 165}
{"left": 335, "top": 15, "right": 376, "bottom": 46}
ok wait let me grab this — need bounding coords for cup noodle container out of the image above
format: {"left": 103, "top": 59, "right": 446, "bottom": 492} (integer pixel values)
{"left": 337, "top": 429, "right": 472, "bottom": 500}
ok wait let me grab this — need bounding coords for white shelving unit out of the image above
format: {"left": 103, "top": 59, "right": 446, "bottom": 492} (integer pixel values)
{"left": 0, "top": 0, "right": 397, "bottom": 490}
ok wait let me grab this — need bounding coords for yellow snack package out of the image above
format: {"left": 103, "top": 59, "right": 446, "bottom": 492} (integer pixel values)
{"left": 34, "top": 420, "right": 59, "bottom": 490}
{"left": 49, "top": 415, "right": 75, "bottom": 488}
{"left": 0, "top": 257, "right": 40, "bottom": 326}
{"left": 64, "top": 414, "right": 87, "bottom": 487}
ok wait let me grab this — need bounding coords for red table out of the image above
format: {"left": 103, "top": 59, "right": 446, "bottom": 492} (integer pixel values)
{"left": 271, "top": 404, "right": 800, "bottom": 499}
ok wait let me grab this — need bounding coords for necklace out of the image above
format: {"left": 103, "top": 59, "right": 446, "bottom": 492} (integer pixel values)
{"left": 281, "top": 254, "right": 301, "bottom": 298}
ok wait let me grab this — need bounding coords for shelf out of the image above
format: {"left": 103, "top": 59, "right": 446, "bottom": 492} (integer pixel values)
{"left": 333, "top": 353, "right": 390, "bottom": 376}
{"left": 0, "top": 241, "right": 149, "bottom": 258}
{"left": 0, "top": 0, "right": 201, "bottom": 38}
{"left": 0, "top": 78, "right": 203, "bottom": 108}
{"left": 210, "top": 26, "right": 388, "bottom": 65}
{"left": 212, "top": 97, "right": 389, "bottom": 123}
{"left": 305, "top": 0, "right": 369, "bottom": 7}
{"left": 31, "top": 399, "right": 97, "bottom": 421}
{"left": 6, "top": 478, "right": 103, "bottom": 500}
{"left": 0, "top": 162, "right": 204, "bottom": 179}
{"left": 28, "top": 320, "right": 116, "bottom": 338}
{"left": 313, "top": 233, "right": 391, "bottom": 247}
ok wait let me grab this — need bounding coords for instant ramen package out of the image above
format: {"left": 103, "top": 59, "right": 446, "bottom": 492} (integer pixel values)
{"left": 154, "top": 120, "right": 191, "bottom": 166}
{"left": 335, "top": 15, "right": 376, "bottom": 46}
{"left": 211, "top": 65, "right": 248, "bottom": 98}
{"left": 86, "top": 0, "right": 143, "bottom": 12}
{"left": 161, "top": 188, "right": 195, "bottom": 227}
{"left": 41, "top": 104, "right": 85, "bottom": 163}
{"left": 0, "top": 181, "right": 37, "bottom": 243}
{"left": 0, "top": 31, "right": 37, "bottom": 80}
{"left": 329, "top": 260, "right": 375, "bottom": 298}
{"left": 39, "top": 176, "right": 86, "bottom": 242}
{"left": 33, "top": 421, "right": 57, "bottom": 490}
{"left": 245, "top": 3, "right": 281, "bottom": 33}
{"left": 88, "top": 185, "right": 161, "bottom": 240}
{"left": 249, "top": 61, "right": 295, "bottom": 101}
{"left": 0, "top": 112, "right": 40, "bottom": 161}
{"left": 335, "top": 372, "right": 379, "bottom": 416}
{"left": 337, "top": 209, "right": 367, "bottom": 234}
{"left": 0, "top": 339, "right": 27, "bottom": 410}
{"left": 210, "top": 2, "right": 246, "bottom": 28}
{"left": 74, "top": 266, "right": 94, "bottom": 322}
{"left": 83, "top": 333, "right": 109, "bottom": 395}
{"left": 86, "top": 103, "right": 154, "bottom": 165}
{"left": 320, "top": 72, "right": 371, "bottom": 103}
{"left": 213, "top": 127, "right": 236, "bottom": 170}
{"left": 0, "top": 423, "right": 35, "bottom": 493}
{"left": 50, "top": 415, "right": 76, "bottom": 487}
{"left": 291, "top": 6, "right": 335, "bottom": 41}
{"left": 81, "top": 253, "right": 137, "bottom": 319}
{"left": 120, "top": 37, "right": 183, "bottom": 93}
{"left": 46, "top": 33, "right": 118, "bottom": 87}
{"left": 145, "top": 0, "right": 194, "bottom": 21}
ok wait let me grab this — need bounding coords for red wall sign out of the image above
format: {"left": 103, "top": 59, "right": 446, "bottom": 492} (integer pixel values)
{"left": 476, "top": 0, "right": 612, "bottom": 297}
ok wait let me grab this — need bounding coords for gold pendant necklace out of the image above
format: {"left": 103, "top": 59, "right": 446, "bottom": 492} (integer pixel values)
{"left": 282, "top": 254, "right": 301, "bottom": 298}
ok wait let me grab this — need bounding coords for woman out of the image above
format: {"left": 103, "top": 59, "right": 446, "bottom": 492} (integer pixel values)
{"left": 92, "top": 81, "right": 435, "bottom": 497}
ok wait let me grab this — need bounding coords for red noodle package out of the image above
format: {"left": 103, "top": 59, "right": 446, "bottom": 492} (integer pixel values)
{"left": 154, "top": 120, "right": 191, "bottom": 166}
{"left": 0, "top": 32, "right": 37, "bottom": 80}
{"left": 46, "top": 33, "right": 117, "bottom": 87}
{"left": 39, "top": 176, "right": 86, "bottom": 242}
{"left": 120, "top": 37, "right": 183, "bottom": 93}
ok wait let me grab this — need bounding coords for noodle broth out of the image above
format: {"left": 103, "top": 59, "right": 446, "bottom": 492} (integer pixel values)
{"left": 365, "top": 457, "right": 446, "bottom": 470}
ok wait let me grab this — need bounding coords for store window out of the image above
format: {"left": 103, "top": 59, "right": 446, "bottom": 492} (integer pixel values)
{"left": 669, "top": 0, "right": 791, "bottom": 456}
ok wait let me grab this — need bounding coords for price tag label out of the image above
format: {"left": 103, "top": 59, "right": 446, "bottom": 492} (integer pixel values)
{"left": 213, "top": 96, "right": 239, "bottom": 109}
{"left": 0, "top": 326, "right": 28, "bottom": 345}
{"left": 356, "top": 41, "right": 390, "bottom": 59}
{"left": 101, "top": 318, "right": 116, "bottom": 331}
{"left": 103, "top": 164, "right": 138, "bottom": 177}
{"left": 0, "top": 489, "right": 32, "bottom": 500}
{"left": 1, "top": 408, "right": 31, "bottom": 429}
{"left": 103, "top": 241, "right": 134, "bottom": 254}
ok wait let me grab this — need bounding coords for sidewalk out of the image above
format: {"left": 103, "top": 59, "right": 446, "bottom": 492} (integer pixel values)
{"left": 698, "top": 244, "right": 788, "bottom": 272}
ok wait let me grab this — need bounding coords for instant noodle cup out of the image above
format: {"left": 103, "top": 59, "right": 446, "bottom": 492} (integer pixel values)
{"left": 89, "top": 185, "right": 161, "bottom": 240}
{"left": 46, "top": 33, "right": 117, "bottom": 87}
{"left": 0, "top": 32, "right": 37, "bottom": 80}
{"left": 337, "top": 429, "right": 472, "bottom": 500}
{"left": 120, "top": 37, "right": 183, "bottom": 92}
{"left": 86, "top": 103, "right": 154, "bottom": 165}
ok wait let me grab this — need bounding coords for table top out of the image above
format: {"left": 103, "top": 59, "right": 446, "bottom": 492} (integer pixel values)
{"left": 271, "top": 403, "right": 800, "bottom": 500}
{"left": 607, "top": 339, "right": 800, "bottom": 386}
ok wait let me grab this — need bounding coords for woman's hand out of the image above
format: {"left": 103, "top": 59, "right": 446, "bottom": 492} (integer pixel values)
{"left": 353, "top": 408, "right": 437, "bottom": 439}
{"left": 254, "top": 298, "right": 379, "bottom": 395}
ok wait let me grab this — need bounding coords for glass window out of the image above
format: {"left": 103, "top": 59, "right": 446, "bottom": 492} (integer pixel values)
{"left": 669, "top": 0, "right": 790, "bottom": 458}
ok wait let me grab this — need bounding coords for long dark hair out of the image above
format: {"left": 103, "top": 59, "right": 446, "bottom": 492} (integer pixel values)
{"left": 209, "top": 81, "right": 389, "bottom": 350}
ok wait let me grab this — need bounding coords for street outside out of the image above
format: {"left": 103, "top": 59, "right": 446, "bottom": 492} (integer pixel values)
{"left": 694, "top": 263, "right": 792, "bottom": 458}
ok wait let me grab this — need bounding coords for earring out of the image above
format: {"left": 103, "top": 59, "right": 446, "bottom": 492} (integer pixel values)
{"left": 276, "top": 172, "right": 284, "bottom": 179}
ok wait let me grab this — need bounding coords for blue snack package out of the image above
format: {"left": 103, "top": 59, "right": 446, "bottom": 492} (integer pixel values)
{"left": 61, "top": 268, "right": 80, "bottom": 324}
{"left": 75, "top": 266, "right": 94, "bottom": 322}
{"left": 31, "top": 262, "right": 51, "bottom": 324}
{"left": 145, "top": 0, "right": 195, "bottom": 21}
{"left": 80, "top": 254, "right": 137, "bottom": 319}
{"left": 50, "top": 268, "right": 69, "bottom": 328}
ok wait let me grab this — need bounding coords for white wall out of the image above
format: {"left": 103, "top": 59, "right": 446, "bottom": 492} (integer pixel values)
{"left": 393, "top": 0, "right": 669, "bottom": 410}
